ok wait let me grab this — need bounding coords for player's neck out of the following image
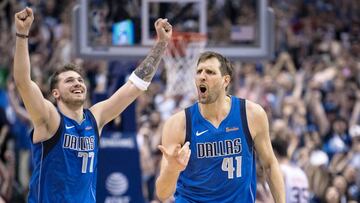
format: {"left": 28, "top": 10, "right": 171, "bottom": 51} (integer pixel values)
{"left": 199, "top": 95, "right": 231, "bottom": 126}
{"left": 58, "top": 102, "right": 84, "bottom": 123}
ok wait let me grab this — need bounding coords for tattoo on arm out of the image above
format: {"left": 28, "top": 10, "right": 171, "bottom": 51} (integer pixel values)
{"left": 134, "top": 41, "right": 167, "bottom": 82}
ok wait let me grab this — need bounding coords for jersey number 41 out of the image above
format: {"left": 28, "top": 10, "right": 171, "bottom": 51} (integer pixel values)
{"left": 222, "top": 156, "right": 242, "bottom": 179}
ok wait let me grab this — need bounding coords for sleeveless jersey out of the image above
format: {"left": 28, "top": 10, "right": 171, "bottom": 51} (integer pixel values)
{"left": 28, "top": 109, "right": 99, "bottom": 203}
{"left": 175, "top": 96, "right": 256, "bottom": 203}
{"left": 281, "top": 163, "right": 309, "bottom": 203}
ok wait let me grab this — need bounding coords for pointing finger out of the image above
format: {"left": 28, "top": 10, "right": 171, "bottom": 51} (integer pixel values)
{"left": 181, "top": 149, "right": 191, "bottom": 165}
{"left": 185, "top": 150, "right": 191, "bottom": 163}
{"left": 181, "top": 142, "right": 190, "bottom": 151}
{"left": 178, "top": 142, "right": 190, "bottom": 156}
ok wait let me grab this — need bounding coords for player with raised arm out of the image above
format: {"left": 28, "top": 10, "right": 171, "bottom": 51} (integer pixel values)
{"left": 13, "top": 7, "right": 172, "bottom": 203}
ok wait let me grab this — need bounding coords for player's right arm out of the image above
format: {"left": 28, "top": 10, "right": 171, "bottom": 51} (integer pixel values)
{"left": 155, "top": 111, "right": 191, "bottom": 201}
{"left": 13, "top": 8, "right": 59, "bottom": 143}
{"left": 247, "top": 101, "right": 285, "bottom": 203}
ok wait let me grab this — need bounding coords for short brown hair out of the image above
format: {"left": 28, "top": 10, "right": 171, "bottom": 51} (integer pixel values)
{"left": 49, "top": 63, "right": 84, "bottom": 91}
{"left": 197, "top": 51, "right": 233, "bottom": 78}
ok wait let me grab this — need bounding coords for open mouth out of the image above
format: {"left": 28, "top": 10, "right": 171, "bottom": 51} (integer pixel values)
{"left": 199, "top": 85, "right": 207, "bottom": 93}
{"left": 71, "top": 89, "right": 83, "bottom": 94}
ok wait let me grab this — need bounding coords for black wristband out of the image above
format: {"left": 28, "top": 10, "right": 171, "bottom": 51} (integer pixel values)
{"left": 16, "top": 33, "right": 29, "bottom": 38}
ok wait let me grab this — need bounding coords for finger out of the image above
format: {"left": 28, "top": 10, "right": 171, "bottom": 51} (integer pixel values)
{"left": 158, "top": 145, "right": 169, "bottom": 156}
{"left": 180, "top": 149, "right": 191, "bottom": 165}
{"left": 17, "top": 12, "right": 24, "bottom": 20}
{"left": 159, "top": 18, "right": 168, "bottom": 24}
{"left": 164, "top": 22, "right": 172, "bottom": 28}
{"left": 164, "top": 23, "right": 172, "bottom": 31}
{"left": 184, "top": 150, "right": 191, "bottom": 164}
{"left": 178, "top": 142, "right": 190, "bottom": 157}
{"left": 164, "top": 25, "right": 172, "bottom": 32}
{"left": 156, "top": 18, "right": 169, "bottom": 28}
{"left": 25, "top": 7, "right": 33, "bottom": 17}
{"left": 25, "top": 15, "right": 34, "bottom": 24}
{"left": 173, "top": 144, "right": 182, "bottom": 155}
{"left": 179, "top": 142, "right": 190, "bottom": 153}
{"left": 21, "top": 9, "right": 28, "bottom": 16}
{"left": 19, "top": 15, "right": 26, "bottom": 20}
{"left": 18, "top": 10, "right": 28, "bottom": 20}
{"left": 154, "top": 18, "right": 163, "bottom": 27}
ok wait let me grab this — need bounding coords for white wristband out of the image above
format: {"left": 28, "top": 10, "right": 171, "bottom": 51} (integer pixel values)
{"left": 128, "top": 72, "right": 151, "bottom": 91}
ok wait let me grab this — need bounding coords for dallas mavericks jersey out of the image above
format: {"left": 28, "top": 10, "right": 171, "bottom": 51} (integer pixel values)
{"left": 281, "top": 163, "right": 309, "bottom": 203}
{"left": 175, "top": 96, "right": 256, "bottom": 203}
{"left": 28, "top": 109, "right": 99, "bottom": 203}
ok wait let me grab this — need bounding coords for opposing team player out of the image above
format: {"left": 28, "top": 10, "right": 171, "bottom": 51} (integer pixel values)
{"left": 13, "top": 7, "right": 172, "bottom": 202}
{"left": 272, "top": 137, "right": 309, "bottom": 203}
{"left": 156, "top": 51, "right": 285, "bottom": 203}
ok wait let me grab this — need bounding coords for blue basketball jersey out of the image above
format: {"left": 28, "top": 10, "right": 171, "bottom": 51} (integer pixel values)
{"left": 175, "top": 96, "right": 256, "bottom": 203}
{"left": 28, "top": 109, "right": 99, "bottom": 203}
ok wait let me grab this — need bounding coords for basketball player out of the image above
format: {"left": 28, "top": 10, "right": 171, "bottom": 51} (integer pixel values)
{"left": 13, "top": 7, "right": 172, "bottom": 203}
{"left": 272, "top": 137, "right": 309, "bottom": 203}
{"left": 156, "top": 51, "right": 285, "bottom": 202}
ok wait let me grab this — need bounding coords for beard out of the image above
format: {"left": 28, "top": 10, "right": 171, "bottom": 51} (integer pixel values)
{"left": 60, "top": 94, "right": 86, "bottom": 107}
{"left": 198, "top": 90, "right": 220, "bottom": 104}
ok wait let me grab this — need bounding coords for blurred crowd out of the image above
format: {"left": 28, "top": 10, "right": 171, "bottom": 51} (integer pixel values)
{"left": 0, "top": 0, "right": 360, "bottom": 203}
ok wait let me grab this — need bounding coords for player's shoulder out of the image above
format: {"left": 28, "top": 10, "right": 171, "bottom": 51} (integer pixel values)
{"left": 243, "top": 99, "right": 266, "bottom": 118}
{"left": 242, "top": 99, "right": 268, "bottom": 139}
{"left": 164, "top": 110, "right": 186, "bottom": 129}
{"left": 162, "top": 110, "right": 187, "bottom": 144}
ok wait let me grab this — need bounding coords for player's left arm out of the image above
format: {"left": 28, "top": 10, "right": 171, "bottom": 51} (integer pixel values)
{"left": 90, "top": 18, "right": 172, "bottom": 131}
{"left": 246, "top": 100, "right": 285, "bottom": 203}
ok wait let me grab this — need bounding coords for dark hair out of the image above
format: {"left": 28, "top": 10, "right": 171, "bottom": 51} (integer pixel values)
{"left": 49, "top": 63, "right": 84, "bottom": 91}
{"left": 197, "top": 51, "right": 233, "bottom": 78}
{"left": 271, "top": 137, "right": 288, "bottom": 158}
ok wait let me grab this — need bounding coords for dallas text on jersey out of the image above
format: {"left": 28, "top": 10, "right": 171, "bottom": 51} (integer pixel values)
{"left": 197, "top": 138, "right": 242, "bottom": 158}
{"left": 63, "top": 133, "right": 95, "bottom": 151}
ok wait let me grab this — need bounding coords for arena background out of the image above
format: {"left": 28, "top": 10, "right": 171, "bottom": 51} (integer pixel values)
{"left": 0, "top": 0, "right": 359, "bottom": 202}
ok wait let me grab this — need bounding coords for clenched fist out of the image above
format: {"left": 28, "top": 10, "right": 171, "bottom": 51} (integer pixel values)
{"left": 154, "top": 18, "right": 172, "bottom": 43}
{"left": 14, "top": 7, "right": 34, "bottom": 36}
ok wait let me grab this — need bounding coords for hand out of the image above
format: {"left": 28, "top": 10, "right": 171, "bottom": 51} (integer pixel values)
{"left": 14, "top": 7, "right": 34, "bottom": 35}
{"left": 158, "top": 142, "right": 191, "bottom": 173}
{"left": 154, "top": 18, "right": 172, "bottom": 43}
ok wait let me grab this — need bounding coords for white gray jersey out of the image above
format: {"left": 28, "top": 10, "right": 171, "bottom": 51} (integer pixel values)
{"left": 281, "top": 163, "right": 309, "bottom": 203}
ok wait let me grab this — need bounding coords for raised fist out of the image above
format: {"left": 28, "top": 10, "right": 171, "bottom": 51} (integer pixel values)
{"left": 14, "top": 7, "right": 34, "bottom": 35}
{"left": 154, "top": 18, "right": 172, "bottom": 43}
